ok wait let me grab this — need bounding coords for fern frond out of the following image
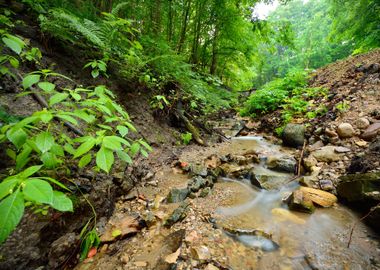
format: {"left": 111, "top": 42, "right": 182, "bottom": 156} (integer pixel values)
{"left": 111, "top": 3, "right": 129, "bottom": 16}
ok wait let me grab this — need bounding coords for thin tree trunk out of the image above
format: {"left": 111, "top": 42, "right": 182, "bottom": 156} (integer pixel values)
{"left": 177, "top": 0, "right": 192, "bottom": 53}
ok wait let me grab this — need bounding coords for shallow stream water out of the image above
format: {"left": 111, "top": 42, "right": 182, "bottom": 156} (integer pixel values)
{"left": 214, "top": 136, "right": 379, "bottom": 270}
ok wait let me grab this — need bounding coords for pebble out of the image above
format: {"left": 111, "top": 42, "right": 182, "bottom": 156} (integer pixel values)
{"left": 337, "top": 123, "right": 355, "bottom": 138}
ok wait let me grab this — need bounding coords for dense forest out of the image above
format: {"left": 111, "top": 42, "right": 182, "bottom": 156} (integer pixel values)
{"left": 0, "top": 0, "right": 380, "bottom": 268}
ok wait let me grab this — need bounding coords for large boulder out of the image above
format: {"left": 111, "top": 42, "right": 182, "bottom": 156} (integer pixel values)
{"left": 282, "top": 124, "right": 305, "bottom": 148}
{"left": 337, "top": 123, "right": 355, "bottom": 138}
{"left": 337, "top": 172, "right": 380, "bottom": 202}
{"left": 299, "top": 187, "right": 337, "bottom": 207}
{"left": 267, "top": 155, "right": 297, "bottom": 173}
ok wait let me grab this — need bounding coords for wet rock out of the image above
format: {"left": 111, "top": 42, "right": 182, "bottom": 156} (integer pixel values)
{"left": 267, "top": 155, "right": 297, "bottom": 173}
{"left": 282, "top": 124, "right": 305, "bottom": 148}
{"left": 190, "top": 164, "right": 208, "bottom": 177}
{"left": 188, "top": 176, "right": 206, "bottom": 192}
{"left": 48, "top": 233, "right": 78, "bottom": 269}
{"left": 251, "top": 174, "right": 289, "bottom": 190}
{"left": 166, "top": 188, "right": 189, "bottom": 203}
{"left": 299, "top": 176, "right": 318, "bottom": 188}
{"left": 204, "top": 155, "right": 221, "bottom": 169}
{"left": 303, "top": 155, "right": 318, "bottom": 172}
{"left": 319, "top": 179, "right": 334, "bottom": 191}
{"left": 355, "top": 117, "right": 370, "bottom": 130}
{"left": 361, "top": 122, "right": 380, "bottom": 141}
{"left": 288, "top": 190, "right": 316, "bottom": 213}
{"left": 311, "top": 146, "right": 342, "bottom": 162}
{"left": 337, "top": 123, "right": 355, "bottom": 138}
{"left": 337, "top": 172, "right": 380, "bottom": 202}
{"left": 249, "top": 173, "right": 263, "bottom": 189}
{"left": 164, "top": 202, "right": 190, "bottom": 227}
{"left": 208, "top": 167, "right": 223, "bottom": 180}
{"left": 299, "top": 187, "right": 337, "bottom": 207}
{"left": 191, "top": 245, "right": 211, "bottom": 261}
{"left": 199, "top": 187, "right": 211, "bottom": 198}
{"left": 219, "top": 163, "right": 251, "bottom": 177}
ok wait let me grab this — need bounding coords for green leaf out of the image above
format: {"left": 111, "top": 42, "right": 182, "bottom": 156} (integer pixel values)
{"left": 139, "top": 140, "right": 152, "bottom": 151}
{"left": 116, "top": 150, "right": 132, "bottom": 164}
{"left": 124, "top": 122, "right": 137, "bottom": 132}
{"left": 64, "top": 143, "right": 75, "bottom": 155}
{"left": 97, "top": 124, "right": 113, "bottom": 131}
{"left": 41, "top": 152, "right": 59, "bottom": 169}
{"left": 6, "top": 128, "right": 27, "bottom": 149}
{"left": 73, "top": 138, "right": 96, "bottom": 158}
{"left": 55, "top": 114, "right": 78, "bottom": 125}
{"left": 6, "top": 148, "right": 16, "bottom": 160}
{"left": 15, "top": 144, "right": 32, "bottom": 170}
{"left": 102, "top": 136, "right": 122, "bottom": 151}
{"left": 9, "top": 57, "right": 19, "bottom": 68}
{"left": 2, "top": 36, "right": 23, "bottom": 54}
{"left": 23, "top": 179, "right": 53, "bottom": 204}
{"left": 112, "top": 229, "right": 121, "bottom": 238}
{"left": 22, "top": 74, "right": 40, "bottom": 89}
{"left": 49, "top": 93, "right": 69, "bottom": 107}
{"left": 73, "top": 110, "right": 95, "bottom": 123}
{"left": 34, "top": 110, "right": 54, "bottom": 123}
{"left": 50, "top": 144, "right": 65, "bottom": 157}
{"left": 19, "top": 166, "right": 42, "bottom": 180}
{"left": 33, "top": 177, "right": 71, "bottom": 192}
{"left": 0, "top": 189, "right": 24, "bottom": 243}
{"left": 140, "top": 149, "right": 149, "bottom": 158}
{"left": 70, "top": 92, "right": 81, "bottom": 101}
{"left": 130, "top": 142, "right": 140, "bottom": 156}
{"left": 38, "top": 82, "right": 55, "bottom": 93}
{"left": 91, "top": 69, "right": 99, "bottom": 78}
{"left": 51, "top": 191, "right": 73, "bottom": 212}
{"left": 116, "top": 125, "right": 128, "bottom": 137}
{"left": 78, "top": 153, "right": 92, "bottom": 168}
{"left": 0, "top": 177, "right": 19, "bottom": 200}
{"left": 96, "top": 147, "right": 114, "bottom": 173}
{"left": 35, "top": 131, "right": 55, "bottom": 153}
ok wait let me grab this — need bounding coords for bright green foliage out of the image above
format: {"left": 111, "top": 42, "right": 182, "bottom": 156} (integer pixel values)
{"left": 329, "top": 0, "right": 380, "bottom": 54}
{"left": 181, "top": 132, "right": 192, "bottom": 145}
{"left": 84, "top": 59, "right": 108, "bottom": 78}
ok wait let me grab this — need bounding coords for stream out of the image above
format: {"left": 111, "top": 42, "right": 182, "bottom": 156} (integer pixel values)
{"left": 210, "top": 136, "right": 379, "bottom": 270}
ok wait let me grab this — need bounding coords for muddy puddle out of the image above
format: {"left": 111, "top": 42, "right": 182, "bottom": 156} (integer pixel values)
{"left": 213, "top": 136, "right": 379, "bottom": 270}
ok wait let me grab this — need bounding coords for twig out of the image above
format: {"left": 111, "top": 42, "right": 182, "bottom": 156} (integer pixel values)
{"left": 347, "top": 202, "right": 380, "bottom": 248}
{"left": 297, "top": 140, "right": 306, "bottom": 176}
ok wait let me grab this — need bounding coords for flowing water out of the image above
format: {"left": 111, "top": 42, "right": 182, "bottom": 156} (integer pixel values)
{"left": 214, "top": 136, "right": 379, "bottom": 270}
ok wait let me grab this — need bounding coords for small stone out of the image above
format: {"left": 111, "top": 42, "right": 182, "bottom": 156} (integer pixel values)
{"left": 135, "top": 261, "right": 148, "bottom": 267}
{"left": 164, "top": 202, "right": 190, "bottom": 227}
{"left": 199, "top": 187, "right": 211, "bottom": 198}
{"left": 190, "top": 164, "right": 208, "bottom": 177}
{"left": 312, "top": 146, "right": 342, "bottom": 162}
{"left": 319, "top": 179, "right": 334, "bottom": 191}
{"left": 267, "top": 155, "right": 297, "bottom": 173}
{"left": 355, "top": 118, "right": 370, "bottom": 129}
{"left": 288, "top": 190, "right": 315, "bottom": 213}
{"left": 325, "top": 128, "right": 338, "bottom": 138}
{"left": 303, "top": 155, "right": 317, "bottom": 172}
{"left": 204, "top": 155, "right": 221, "bottom": 169}
{"left": 334, "top": 146, "right": 351, "bottom": 153}
{"left": 355, "top": 140, "right": 368, "bottom": 147}
{"left": 361, "top": 122, "right": 380, "bottom": 141}
{"left": 121, "top": 254, "right": 130, "bottom": 264}
{"left": 337, "top": 123, "right": 355, "bottom": 138}
{"left": 191, "top": 245, "right": 211, "bottom": 261}
{"left": 205, "top": 264, "right": 219, "bottom": 270}
{"left": 166, "top": 188, "right": 189, "bottom": 203}
{"left": 188, "top": 176, "right": 206, "bottom": 192}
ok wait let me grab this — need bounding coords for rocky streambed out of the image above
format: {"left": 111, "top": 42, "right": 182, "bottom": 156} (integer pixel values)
{"left": 75, "top": 134, "right": 380, "bottom": 270}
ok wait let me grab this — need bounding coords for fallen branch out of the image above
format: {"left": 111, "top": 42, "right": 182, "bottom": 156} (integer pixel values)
{"left": 176, "top": 102, "right": 205, "bottom": 146}
{"left": 297, "top": 140, "right": 306, "bottom": 176}
{"left": 347, "top": 202, "right": 380, "bottom": 248}
{"left": 16, "top": 72, "right": 85, "bottom": 136}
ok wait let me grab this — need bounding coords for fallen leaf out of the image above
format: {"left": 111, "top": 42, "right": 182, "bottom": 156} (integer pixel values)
{"left": 164, "top": 247, "right": 181, "bottom": 264}
{"left": 87, "top": 247, "right": 97, "bottom": 258}
{"left": 112, "top": 229, "right": 122, "bottom": 238}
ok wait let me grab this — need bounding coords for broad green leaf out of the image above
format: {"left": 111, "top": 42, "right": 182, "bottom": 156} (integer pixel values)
{"left": 116, "top": 125, "right": 128, "bottom": 137}
{"left": 19, "top": 165, "right": 43, "bottom": 178}
{"left": 51, "top": 191, "right": 73, "bottom": 212}
{"left": 0, "top": 189, "right": 24, "bottom": 243}
{"left": 6, "top": 128, "right": 27, "bottom": 149}
{"left": 139, "top": 140, "right": 152, "bottom": 151}
{"left": 41, "top": 152, "right": 59, "bottom": 169}
{"left": 110, "top": 136, "right": 130, "bottom": 147}
{"left": 6, "top": 148, "right": 16, "bottom": 160}
{"left": 38, "top": 82, "right": 55, "bottom": 93}
{"left": 98, "top": 105, "right": 112, "bottom": 116}
{"left": 49, "top": 93, "right": 69, "bottom": 107}
{"left": 2, "top": 37, "right": 23, "bottom": 54}
{"left": 97, "top": 124, "right": 113, "bottom": 131}
{"left": 33, "top": 177, "right": 70, "bottom": 192}
{"left": 130, "top": 142, "right": 140, "bottom": 156}
{"left": 96, "top": 147, "right": 114, "bottom": 173}
{"left": 73, "top": 138, "right": 96, "bottom": 158}
{"left": 70, "top": 92, "right": 81, "bottom": 101}
{"left": 0, "top": 177, "right": 19, "bottom": 200}
{"left": 73, "top": 110, "right": 95, "bottom": 123}
{"left": 22, "top": 74, "right": 40, "bottom": 89}
{"left": 102, "top": 136, "right": 122, "bottom": 151}
{"left": 34, "top": 110, "right": 53, "bottom": 123}
{"left": 91, "top": 69, "right": 99, "bottom": 78}
{"left": 64, "top": 143, "right": 75, "bottom": 155}
{"left": 9, "top": 57, "right": 19, "bottom": 68}
{"left": 124, "top": 122, "right": 137, "bottom": 132}
{"left": 15, "top": 144, "right": 32, "bottom": 170}
{"left": 78, "top": 153, "right": 92, "bottom": 168}
{"left": 23, "top": 179, "right": 53, "bottom": 205}
{"left": 56, "top": 113, "right": 78, "bottom": 125}
{"left": 50, "top": 144, "right": 65, "bottom": 157}
{"left": 116, "top": 150, "right": 132, "bottom": 164}
{"left": 140, "top": 149, "right": 149, "bottom": 158}
{"left": 35, "top": 131, "right": 55, "bottom": 153}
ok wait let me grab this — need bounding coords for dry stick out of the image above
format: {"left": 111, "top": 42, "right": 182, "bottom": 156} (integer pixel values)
{"left": 347, "top": 201, "right": 380, "bottom": 248}
{"left": 297, "top": 140, "right": 307, "bottom": 176}
{"left": 16, "top": 72, "right": 85, "bottom": 136}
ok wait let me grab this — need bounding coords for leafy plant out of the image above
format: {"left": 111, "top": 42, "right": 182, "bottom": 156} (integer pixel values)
{"left": 84, "top": 59, "right": 108, "bottom": 78}
{"left": 335, "top": 100, "right": 350, "bottom": 112}
{"left": 150, "top": 95, "right": 170, "bottom": 110}
{"left": 181, "top": 132, "right": 192, "bottom": 145}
